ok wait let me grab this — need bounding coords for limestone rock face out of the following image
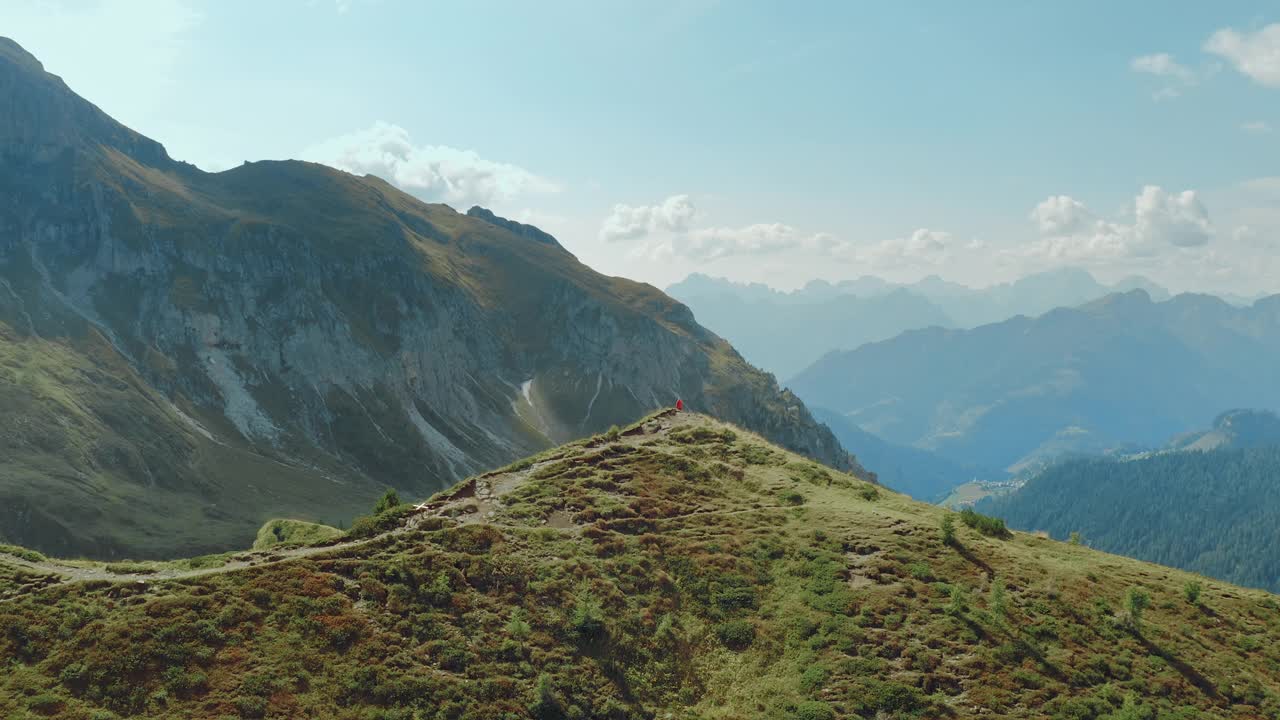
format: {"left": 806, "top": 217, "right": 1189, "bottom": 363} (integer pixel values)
{"left": 0, "top": 37, "right": 864, "bottom": 557}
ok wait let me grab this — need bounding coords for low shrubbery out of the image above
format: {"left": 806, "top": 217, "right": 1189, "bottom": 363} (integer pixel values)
{"left": 960, "top": 508, "right": 1011, "bottom": 538}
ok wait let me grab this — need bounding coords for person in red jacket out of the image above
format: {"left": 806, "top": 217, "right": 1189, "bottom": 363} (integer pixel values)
{"left": 675, "top": 399, "right": 684, "bottom": 411}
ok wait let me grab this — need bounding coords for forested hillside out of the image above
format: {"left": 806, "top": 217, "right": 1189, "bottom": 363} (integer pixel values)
{"left": 983, "top": 446, "right": 1280, "bottom": 592}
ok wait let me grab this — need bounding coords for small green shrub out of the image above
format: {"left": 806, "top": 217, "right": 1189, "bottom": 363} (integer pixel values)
{"left": 908, "top": 562, "right": 934, "bottom": 581}
{"left": 990, "top": 576, "right": 1008, "bottom": 622}
{"left": 1184, "top": 581, "right": 1202, "bottom": 605}
{"left": 570, "top": 596, "right": 606, "bottom": 641}
{"left": 373, "top": 488, "right": 402, "bottom": 515}
{"left": 506, "top": 609, "right": 532, "bottom": 640}
{"left": 528, "top": 673, "right": 561, "bottom": 719}
{"left": 779, "top": 490, "right": 806, "bottom": 506}
{"left": 794, "top": 701, "right": 835, "bottom": 720}
{"left": 25, "top": 693, "right": 63, "bottom": 713}
{"left": 1124, "top": 587, "right": 1151, "bottom": 631}
{"left": 946, "top": 585, "right": 968, "bottom": 616}
{"left": 346, "top": 505, "right": 415, "bottom": 539}
{"left": 715, "top": 620, "right": 756, "bottom": 650}
{"left": 799, "top": 664, "right": 831, "bottom": 692}
{"left": 741, "top": 445, "right": 778, "bottom": 465}
{"left": 960, "top": 508, "right": 1011, "bottom": 538}
{"left": 940, "top": 513, "right": 957, "bottom": 546}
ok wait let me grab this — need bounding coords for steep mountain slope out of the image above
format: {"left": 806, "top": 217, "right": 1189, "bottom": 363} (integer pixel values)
{"left": 982, "top": 444, "right": 1280, "bottom": 593}
{"left": 4, "top": 412, "right": 1280, "bottom": 719}
{"left": 811, "top": 406, "right": 995, "bottom": 502}
{"left": 0, "top": 37, "right": 855, "bottom": 559}
{"left": 790, "top": 290, "right": 1280, "bottom": 472}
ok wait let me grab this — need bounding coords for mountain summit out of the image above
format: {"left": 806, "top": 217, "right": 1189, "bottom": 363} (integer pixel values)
{"left": 0, "top": 38, "right": 857, "bottom": 559}
{"left": 3, "top": 412, "right": 1278, "bottom": 718}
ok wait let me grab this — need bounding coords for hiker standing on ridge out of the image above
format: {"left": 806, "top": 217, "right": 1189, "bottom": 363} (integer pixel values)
{"left": 675, "top": 399, "right": 684, "bottom": 411}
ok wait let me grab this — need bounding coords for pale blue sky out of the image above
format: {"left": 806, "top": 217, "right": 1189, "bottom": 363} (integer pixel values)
{"left": 4, "top": 1, "right": 1279, "bottom": 293}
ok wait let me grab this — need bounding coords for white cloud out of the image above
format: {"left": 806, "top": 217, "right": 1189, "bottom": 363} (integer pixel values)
{"left": 1205, "top": 24, "right": 1280, "bottom": 88}
{"left": 300, "top": 122, "right": 557, "bottom": 208}
{"left": 599, "top": 195, "right": 697, "bottom": 242}
{"left": 1021, "top": 186, "right": 1213, "bottom": 262}
{"left": 1242, "top": 120, "right": 1272, "bottom": 133}
{"left": 644, "top": 222, "right": 833, "bottom": 262}
{"left": 1030, "top": 195, "right": 1095, "bottom": 236}
{"left": 605, "top": 193, "right": 979, "bottom": 274}
{"left": 852, "top": 228, "right": 968, "bottom": 269}
{"left": 1131, "top": 53, "right": 1194, "bottom": 81}
{"left": 1130, "top": 52, "right": 1198, "bottom": 99}
{"left": 1134, "top": 186, "right": 1212, "bottom": 248}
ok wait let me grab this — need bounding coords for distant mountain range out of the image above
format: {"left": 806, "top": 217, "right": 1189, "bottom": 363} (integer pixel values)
{"left": 0, "top": 37, "right": 855, "bottom": 558}
{"left": 811, "top": 407, "right": 993, "bottom": 502}
{"left": 790, "top": 290, "right": 1280, "bottom": 474}
{"left": 667, "top": 268, "right": 1191, "bottom": 379}
{"left": 982, "top": 409, "right": 1280, "bottom": 592}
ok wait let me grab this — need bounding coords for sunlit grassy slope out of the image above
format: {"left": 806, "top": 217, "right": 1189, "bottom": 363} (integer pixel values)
{"left": 2, "top": 411, "right": 1279, "bottom": 719}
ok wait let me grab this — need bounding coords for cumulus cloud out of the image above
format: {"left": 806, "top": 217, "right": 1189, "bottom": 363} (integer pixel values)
{"left": 602, "top": 195, "right": 989, "bottom": 277}
{"left": 852, "top": 229, "right": 971, "bottom": 269}
{"left": 1131, "top": 53, "right": 1194, "bottom": 81}
{"left": 1205, "top": 24, "right": 1280, "bottom": 88}
{"left": 641, "top": 222, "right": 836, "bottom": 262}
{"left": 1130, "top": 52, "right": 1198, "bottom": 99}
{"left": 1022, "top": 186, "right": 1213, "bottom": 262}
{"left": 599, "top": 195, "right": 697, "bottom": 242}
{"left": 300, "top": 122, "right": 557, "bottom": 208}
{"left": 1030, "top": 195, "right": 1095, "bottom": 236}
{"left": 1134, "top": 186, "right": 1212, "bottom": 248}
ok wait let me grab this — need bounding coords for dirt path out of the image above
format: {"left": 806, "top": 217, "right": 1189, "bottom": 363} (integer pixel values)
{"left": 0, "top": 430, "right": 589, "bottom": 593}
{"left": 0, "top": 410, "right": 753, "bottom": 597}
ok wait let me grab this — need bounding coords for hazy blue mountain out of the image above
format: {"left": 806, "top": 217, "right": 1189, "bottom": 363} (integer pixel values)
{"left": 811, "top": 406, "right": 997, "bottom": 502}
{"left": 668, "top": 268, "right": 1177, "bottom": 378}
{"left": 790, "top": 290, "right": 1280, "bottom": 472}
{"left": 668, "top": 276, "right": 953, "bottom": 379}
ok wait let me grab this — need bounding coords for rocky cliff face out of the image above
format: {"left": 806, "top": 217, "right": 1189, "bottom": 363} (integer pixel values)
{"left": 0, "top": 37, "right": 863, "bottom": 558}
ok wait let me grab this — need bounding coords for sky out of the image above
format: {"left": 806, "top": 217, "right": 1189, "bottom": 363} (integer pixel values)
{"left": 3, "top": 0, "right": 1280, "bottom": 295}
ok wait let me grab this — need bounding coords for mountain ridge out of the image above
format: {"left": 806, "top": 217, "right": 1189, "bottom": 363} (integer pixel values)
{"left": 0, "top": 37, "right": 859, "bottom": 559}
{"left": 4, "top": 411, "right": 1280, "bottom": 718}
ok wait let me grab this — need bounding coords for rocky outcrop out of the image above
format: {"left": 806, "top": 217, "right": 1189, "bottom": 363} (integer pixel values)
{"left": 466, "top": 206, "right": 564, "bottom": 250}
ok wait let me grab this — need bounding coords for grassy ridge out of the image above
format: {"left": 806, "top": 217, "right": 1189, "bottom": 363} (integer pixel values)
{"left": 1, "top": 414, "right": 1279, "bottom": 719}
{"left": 253, "top": 520, "right": 344, "bottom": 551}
